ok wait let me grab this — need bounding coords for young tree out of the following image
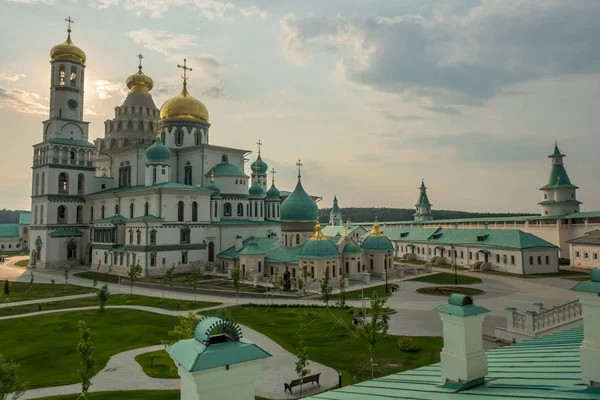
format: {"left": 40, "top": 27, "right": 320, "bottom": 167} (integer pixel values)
{"left": 167, "top": 312, "right": 198, "bottom": 344}
{"left": 271, "top": 268, "right": 283, "bottom": 304}
{"left": 3, "top": 280, "right": 9, "bottom": 306}
{"left": 191, "top": 267, "right": 203, "bottom": 303}
{"left": 77, "top": 321, "right": 96, "bottom": 399}
{"left": 0, "top": 354, "right": 27, "bottom": 400}
{"left": 50, "top": 279, "right": 55, "bottom": 303}
{"left": 230, "top": 266, "right": 246, "bottom": 306}
{"left": 162, "top": 265, "right": 175, "bottom": 299}
{"left": 127, "top": 263, "right": 143, "bottom": 295}
{"left": 336, "top": 277, "right": 347, "bottom": 308}
{"left": 294, "top": 326, "right": 311, "bottom": 399}
{"left": 299, "top": 266, "right": 313, "bottom": 306}
{"left": 64, "top": 266, "right": 70, "bottom": 290}
{"left": 319, "top": 266, "right": 332, "bottom": 306}
{"left": 97, "top": 284, "right": 110, "bottom": 312}
{"left": 357, "top": 292, "right": 390, "bottom": 378}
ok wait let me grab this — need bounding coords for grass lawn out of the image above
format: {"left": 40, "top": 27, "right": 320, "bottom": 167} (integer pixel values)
{"left": 429, "top": 264, "right": 469, "bottom": 271}
{"left": 135, "top": 350, "right": 178, "bottom": 379}
{"left": 75, "top": 271, "right": 267, "bottom": 293}
{"left": 0, "top": 294, "right": 221, "bottom": 316}
{"left": 416, "top": 286, "right": 485, "bottom": 296}
{"left": 36, "top": 391, "right": 180, "bottom": 400}
{"left": 407, "top": 272, "right": 482, "bottom": 285}
{"left": 227, "top": 306, "right": 442, "bottom": 385}
{"left": 473, "top": 269, "right": 589, "bottom": 279}
{"left": 395, "top": 259, "right": 425, "bottom": 265}
{"left": 14, "top": 259, "right": 29, "bottom": 267}
{"left": 332, "top": 284, "right": 391, "bottom": 301}
{"left": 0, "top": 309, "right": 178, "bottom": 389}
{"left": 0, "top": 282, "right": 90, "bottom": 303}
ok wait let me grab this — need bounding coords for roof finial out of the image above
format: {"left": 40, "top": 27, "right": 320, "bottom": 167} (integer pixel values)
{"left": 311, "top": 218, "right": 325, "bottom": 240}
{"left": 177, "top": 58, "right": 192, "bottom": 92}
{"left": 372, "top": 216, "right": 383, "bottom": 236}
{"left": 296, "top": 159, "right": 303, "bottom": 182}
{"left": 271, "top": 168, "right": 276, "bottom": 184}
{"left": 257, "top": 140, "right": 262, "bottom": 157}
{"left": 210, "top": 165, "right": 215, "bottom": 182}
{"left": 64, "top": 16, "right": 74, "bottom": 42}
{"left": 138, "top": 53, "right": 144, "bottom": 71}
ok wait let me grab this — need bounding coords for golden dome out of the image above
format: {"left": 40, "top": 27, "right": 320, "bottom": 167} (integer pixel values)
{"left": 126, "top": 66, "right": 154, "bottom": 94}
{"left": 50, "top": 30, "right": 86, "bottom": 64}
{"left": 159, "top": 85, "right": 209, "bottom": 122}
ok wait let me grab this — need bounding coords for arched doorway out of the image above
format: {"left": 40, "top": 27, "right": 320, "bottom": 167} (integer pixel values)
{"left": 85, "top": 243, "right": 93, "bottom": 265}
{"left": 208, "top": 241, "right": 215, "bottom": 262}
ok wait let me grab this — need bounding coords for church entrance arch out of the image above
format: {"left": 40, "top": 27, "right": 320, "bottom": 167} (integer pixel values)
{"left": 208, "top": 241, "right": 215, "bottom": 262}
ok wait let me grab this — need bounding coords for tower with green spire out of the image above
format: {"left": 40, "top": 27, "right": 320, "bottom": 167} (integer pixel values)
{"left": 414, "top": 179, "right": 433, "bottom": 222}
{"left": 329, "top": 195, "right": 342, "bottom": 226}
{"left": 539, "top": 142, "right": 581, "bottom": 216}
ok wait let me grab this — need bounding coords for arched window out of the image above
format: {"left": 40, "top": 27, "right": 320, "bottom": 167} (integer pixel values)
{"left": 57, "top": 205, "right": 67, "bottom": 224}
{"left": 177, "top": 201, "right": 184, "bottom": 222}
{"left": 90, "top": 206, "right": 94, "bottom": 221}
{"left": 208, "top": 241, "right": 215, "bottom": 262}
{"left": 35, "top": 174, "right": 39, "bottom": 196}
{"left": 258, "top": 261, "right": 262, "bottom": 273}
{"left": 194, "top": 130, "right": 200, "bottom": 145}
{"left": 237, "top": 203, "right": 243, "bottom": 216}
{"left": 41, "top": 172, "right": 45, "bottom": 195}
{"left": 69, "top": 151, "right": 75, "bottom": 160}
{"left": 40, "top": 205, "right": 43, "bottom": 224}
{"left": 114, "top": 204, "right": 119, "bottom": 215}
{"left": 70, "top": 66, "right": 77, "bottom": 86}
{"left": 58, "top": 172, "right": 69, "bottom": 194}
{"left": 129, "top": 203, "right": 134, "bottom": 218}
{"left": 285, "top": 235, "right": 288, "bottom": 246}
{"left": 184, "top": 161, "right": 192, "bottom": 185}
{"left": 180, "top": 227, "right": 190, "bottom": 244}
{"left": 175, "top": 129, "right": 184, "bottom": 146}
{"left": 224, "top": 203, "right": 232, "bottom": 216}
{"left": 59, "top": 65, "right": 65, "bottom": 86}
{"left": 221, "top": 154, "right": 228, "bottom": 163}
{"left": 246, "top": 203, "right": 250, "bottom": 217}
{"left": 214, "top": 201, "right": 218, "bottom": 218}
{"left": 192, "top": 201, "right": 198, "bottom": 222}
{"left": 76, "top": 205, "right": 83, "bottom": 223}
{"left": 144, "top": 202, "right": 149, "bottom": 216}
{"left": 254, "top": 202, "right": 257, "bottom": 217}
{"left": 101, "top": 205, "right": 105, "bottom": 219}
{"left": 296, "top": 234, "right": 301, "bottom": 245}
{"left": 136, "top": 229, "right": 141, "bottom": 245}
{"left": 150, "top": 229, "right": 157, "bottom": 245}
{"left": 77, "top": 173, "right": 84, "bottom": 195}
{"left": 129, "top": 229, "right": 133, "bottom": 244}
{"left": 260, "top": 202, "right": 263, "bottom": 217}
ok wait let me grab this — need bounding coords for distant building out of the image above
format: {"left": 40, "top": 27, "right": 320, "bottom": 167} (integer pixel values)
{"left": 0, "top": 212, "right": 30, "bottom": 253}
{"left": 568, "top": 230, "right": 600, "bottom": 270}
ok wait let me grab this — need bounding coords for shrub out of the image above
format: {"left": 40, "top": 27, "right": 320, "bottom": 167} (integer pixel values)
{"left": 398, "top": 337, "right": 420, "bottom": 353}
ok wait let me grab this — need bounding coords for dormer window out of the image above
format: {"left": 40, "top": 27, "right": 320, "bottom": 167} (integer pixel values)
{"left": 221, "top": 154, "right": 228, "bottom": 163}
{"left": 476, "top": 235, "right": 487, "bottom": 242}
{"left": 400, "top": 232, "right": 408, "bottom": 238}
{"left": 432, "top": 234, "right": 441, "bottom": 239}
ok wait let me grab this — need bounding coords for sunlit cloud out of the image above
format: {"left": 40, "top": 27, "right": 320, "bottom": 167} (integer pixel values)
{"left": 94, "top": 80, "right": 128, "bottom": 100}
{"left": 0, "top": 73, "right": 26, "bottom": 82}
{"left": 127, "top": 29, "right": 198, "bottom": 56}
{"left": 89, "top": 0, "right": 235, "bottom": 19}
{"left": 0, "top": 87, "right": 48, "bottom": 115}
{"left": 240, "top": 5, "right": 267, "bottom": 21}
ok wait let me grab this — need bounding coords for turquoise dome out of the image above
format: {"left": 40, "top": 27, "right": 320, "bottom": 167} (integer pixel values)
{"left": 249, "top": 180, "right": 266, "bottom": 198}
{"left": 343, "top": 242, "right": 362, "bottom": 255}
{"left": 266, "top": 183, "right": 280, "bottom": 200}
{"left": 280, "top": 181, "right": 318, "bottom": 222}
{"left": 146, "top": 137, "right": 171, "bottom": 163}
{"left": 361, "top": 235, "right": 393, "bottom": 252}
{"left": 299, "top": 222, "right": 340, "bottom": 259}
{"left": 205, "top": 180, "right": 220, "bottom": 197}
{"left": 204, "top": 163, "right": 247, "bottom": 177}
{"left": 251, "top": 155, "right": 268, "bottom": 175}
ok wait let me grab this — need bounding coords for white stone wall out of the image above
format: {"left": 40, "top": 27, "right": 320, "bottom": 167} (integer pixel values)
{"left": 570, "top": 243, "right": 600, "bottom": 270}
{"left": 0, "top": 237, "right": 22, "bottom": 253}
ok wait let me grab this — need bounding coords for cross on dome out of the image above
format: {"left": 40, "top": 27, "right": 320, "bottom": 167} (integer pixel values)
{"left": 65, "top": 16, "right": 74, "bottom": 31}
{"left": 271, "top": 168, "right": 276, "bottom": 183}
{"left": 138, "top": 53, "right": 144, "bottom": 70}
{"left": 257, "top": 140, "right": 262, "bottom": 156}
{"left": 177, "top": 58, "right": 193, "bottom": 89}
{"left": 296, "top": 159, "right": 303, "bottom": 181}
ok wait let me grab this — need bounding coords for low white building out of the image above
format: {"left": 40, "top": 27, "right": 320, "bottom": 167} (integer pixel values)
{"left": 568, "top": 230, "right": 600, "bottom": 270}
{"left": 0, "top": 212, "right": 31, "bottom": 254}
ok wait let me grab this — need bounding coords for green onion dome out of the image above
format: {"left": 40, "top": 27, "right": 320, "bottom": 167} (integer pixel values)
{"left": 342, "top": 242, "right": 362, "bottom": 255}
{"left": 251, "top": 154, "right": 268, "bottom": 175}
{"left": 361, "top": 219, "right": 394, "bottom": 253}
{"left": 299, "top": 221, "right": 340, "bottom": 259}
{"left": 145, "top": 136, "right": 171, "bottom": 163}
{"left": 266, "top": 182, "right": 281, "bottom": 200}
{"left": 249, "top": 178, "right": 266, "bottom": 198}
{"left": 280, "top": 180, "right": 318, "bottom": 222}
{"left": 205, "top": 167, "right": 220, "bottom": 197}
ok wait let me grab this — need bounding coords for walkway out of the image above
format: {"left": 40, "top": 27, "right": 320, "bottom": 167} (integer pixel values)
{"left": 8, "top": 304, "right": 339, "bottom": 400}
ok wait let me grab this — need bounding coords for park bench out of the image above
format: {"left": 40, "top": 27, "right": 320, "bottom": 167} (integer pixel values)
{"left": 284, "top": 372, "right": 321, "bottom": 394}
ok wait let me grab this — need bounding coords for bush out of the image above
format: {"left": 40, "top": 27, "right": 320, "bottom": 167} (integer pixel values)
{"left": 398, "top": 337, "right": 420, "bottom": 353}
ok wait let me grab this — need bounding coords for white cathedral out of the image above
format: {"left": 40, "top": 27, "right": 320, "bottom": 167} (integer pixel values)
{"left": 27, "top": 25, "right": 395, "bottom": 281}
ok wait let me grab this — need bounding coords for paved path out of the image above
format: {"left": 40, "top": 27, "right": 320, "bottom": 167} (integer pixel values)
{"left": 9, "top": 305, "right": 339, "bottom": 400}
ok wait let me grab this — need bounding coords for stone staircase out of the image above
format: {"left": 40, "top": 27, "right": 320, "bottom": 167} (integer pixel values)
{"left": 494, "top": 299, "right": 583, "bottom": 343}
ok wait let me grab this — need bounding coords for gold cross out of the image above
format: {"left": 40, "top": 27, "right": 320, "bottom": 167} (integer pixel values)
{"left": 65, "top": 16, "right": 74, "bottom": 30}
{"left": 177, "top": 59, "right": 193, "bottom": 87}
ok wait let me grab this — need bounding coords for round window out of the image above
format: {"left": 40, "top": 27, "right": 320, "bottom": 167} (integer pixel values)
{"left": 68, "top": 99, "right": 78, "bottom": 110}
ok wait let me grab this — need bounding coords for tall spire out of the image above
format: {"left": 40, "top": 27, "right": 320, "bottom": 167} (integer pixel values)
{"left": 415, "top": 179, "right": 432, "bottom": 207}
{"left": 65, "top": 16, "right": 74, "bottom": 42}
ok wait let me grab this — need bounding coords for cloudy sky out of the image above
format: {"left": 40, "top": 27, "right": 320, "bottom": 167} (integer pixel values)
{"left": 1, "top": 0, "right": 599, "bottom": 213}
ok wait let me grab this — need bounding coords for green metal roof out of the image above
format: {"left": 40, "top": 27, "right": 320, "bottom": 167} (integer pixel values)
{"left": 239, "top": 239, "right": 266, "bottom": 255}
{"left": 280, "top": 180, "right": 318, "bottom": 222}
{"left": 93, "top": 215, "right": 127, "bottom": 223}
{"left": 266, "top": 182, "right": 281, "bottom": 200}
{"left": 331, "top": 195, "right": 341, "bottom": 214}
{"left": 88, "top": 182, "right": 213, "bottom": 196}
{"left": 434, "top": 294, "right": 489, "bottom": 317}
{"left": 415, "top": 180, "right": 432, "bottom": 207}
{"left": 538, "top": 199, "right": 582, "bottom": 205}
{"left": 127, "top": 215, "right": 164, "bottom": 222}
{"left": 49, "top": 229, "right": 83, "bottom": 237}
{"left": 309, "top": 326, "right": 597, "bottom": 400}
{"left": 540, "top": 163, "right": 578, "bottom": 190}
{"left": 218, "top": 236, "right": 302, "bottom": 264}
{"left": 342, "top": 242, "right": 362, "bottom": 255}
{"left": 0, "top": 224, "right": 20, "bottom": 237}
{"left": 571, "top": 269, "right": 600, "bottom": 294}
{"left": 361, "top": 235, "right": 394, "bottom": 253}
{"left": 19, "top": 212, "right": 31, "bottom": 225}
{"left": 552, "top": 143, "right": 565, "bottom": 157}
{"left": 48, "top": 138, "right": 95, "bottom": 147}
{"left": 299, "top": 238, "right": 340, "bottom": 259}
{"left": 204, "top": 163, "right": 247, "bottom": 177}
{"left": 145, "top": 137, "right": 171, "bottom": 163}
{"left": 322, "top": 225, "right": 364, "bottom": 237}
{"left": 248, "top": 180, "right": 266, "bottom": 198}
{"left": 251, "top": 155, "right": 268, "bottom": 175}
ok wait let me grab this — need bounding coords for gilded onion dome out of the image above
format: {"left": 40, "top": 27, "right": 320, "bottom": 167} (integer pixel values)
{"left": 160, "top": 84, "right": 209, "bottom": 122}
{"left": 50, "top": 28, "right": 86, "bottom": 64}
{"left": 126, "top": 65, "right": 154, "bottom": 94}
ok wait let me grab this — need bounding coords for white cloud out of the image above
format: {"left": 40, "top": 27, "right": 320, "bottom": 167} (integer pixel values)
{"left": 0, "top": 87, "right": 48, "bottom": 115}
{"left": 7, "top": 0, "right": 55, "bottom": 4}
{"left": 240, "top": 5, "right": 267, "bottom": 21}
{"left": 94, "top": 80, "right": 128, "bottom": 100}
{"left": 89, "top": 0, "right": 235, "bottom": 19}
{"left": 0, "top": 73, "right": 26, "bottom": 82}
{"left": 128, "top": 29, "right": 198, "bottom": 56}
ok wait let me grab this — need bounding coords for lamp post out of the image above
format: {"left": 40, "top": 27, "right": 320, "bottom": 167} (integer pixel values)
{"left": 385, "top": 263, "right": 389, "bottom": 293}
{"left": 452, "top": 246, "right": 458, "bottom": 284}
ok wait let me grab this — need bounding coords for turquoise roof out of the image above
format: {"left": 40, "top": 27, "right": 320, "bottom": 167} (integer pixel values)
{"left": 571, "top": 269, "right": 600, "bottom": 294}
{"left": 145, "top": 137, "right": 171, "bottom": 163}
{"left": 205, "top": 163, "right": 247, "bottom": 177}
{"left": 538, "top": 199, "right": 582, "bottom": 206}
{"left": 299, "top": 238, "right": 340, "bottom": 259}
{"left": 167, "top": 316, "right": 270, "bottom": 372}
{"left": 251, "top": 155, "right": 268, "bottom": 175}
{"left": 415, "top": 180, "right": 432, "bottom": 207}
{"left": 266, "top": 182, "right": 281, "bottom": 200}
{"left": 239, "top": 239, "right": 266, "bottom": 255}
{"left": 434, "top": 294, "right": 490, "bottom": 317}
{"left": 127, "top": 215, "right": 163, "bottom": 222}
{"left": 0, "top": 224, "right": 19, "bottom": 237}
{"left": 93, "top": 215, "right": 127, "bottom": 223}
{"left": 48, "top": 138, "right": 95, "bottom": 148}
{"left": 19, "top": 212, "right": 31, "bottom": 225}
{"left": 248, "top": 180, "right": 266, "bottom": 198}
{"left": 205, "top": 179, "right": 221, "bottom": 197}
{"left": 309, "top": 326, "right": 595, "bottom": 400}
{"left": 280, "top": 180, "right": 318, "bottom": 222}
{"left": 552, "top": 142, "right": 565, "bottom": 157}
{"left": 361, "top": 234, "right": 394, "bottom": 252}
{"left": 331, "top": 195, "right": 341, "bottom": 214}
{"left": 342, "top": 242, "right": 362, "bottom": 255}
{"left": 49, "top": 229, "right": 83, "bottom": 237}
{"left": 87, "top": 183, "right": 213, "bottom": 196}
{"left": 218, "top": 236, "right": 301, "bottom": 264}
